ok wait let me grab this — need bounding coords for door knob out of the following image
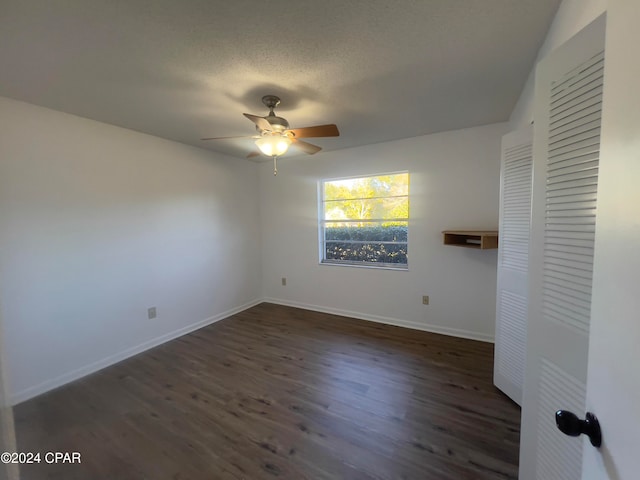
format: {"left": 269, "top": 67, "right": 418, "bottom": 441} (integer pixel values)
{"left": 555, "top": 410, "right": 602, "bottom": 447}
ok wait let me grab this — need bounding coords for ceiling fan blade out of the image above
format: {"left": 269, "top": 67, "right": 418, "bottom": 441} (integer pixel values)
{"left": 201, "top": 135, "right": 251, "bottom": 141}
{"left": 292, "top": 138, "right": 322, "bottom": 155}
{"left": 246, "top": 151, "right": 261, "bottom": 159}
{"left": 287, "top": 124, "right": 339, "bottom": 138}
{"left": 243, "top": 113, "right": 273, "bottom": 132}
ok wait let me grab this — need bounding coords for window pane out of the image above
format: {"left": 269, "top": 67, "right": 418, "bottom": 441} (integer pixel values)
{"left": 324, "top": 222, "right": 408, "bottom": 242}
{"left": 321, "top": 172, "right": 409, "bottom": 268}
{"left": 324, "top": 197, "right": 408, "bottom": 221}
{"left": 324, "top": 241, "right": 407, "bottom": 264}
{"left": 324, "top": 173, "right": 409, "bottom": 201}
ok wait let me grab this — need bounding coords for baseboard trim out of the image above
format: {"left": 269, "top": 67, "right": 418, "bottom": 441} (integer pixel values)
{"left": 263, "top": 297, "right": 494, "bottom": 344}
{"left": 11, "top": 298, "right": 263, "bottom": 406}
{"left": 12, "top": 297, "right": 494, "bottom": 405}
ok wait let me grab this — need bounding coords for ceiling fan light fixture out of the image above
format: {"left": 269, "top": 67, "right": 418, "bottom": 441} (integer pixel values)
{"left": 255, "top": 134, "right": 291, "bottom": 157}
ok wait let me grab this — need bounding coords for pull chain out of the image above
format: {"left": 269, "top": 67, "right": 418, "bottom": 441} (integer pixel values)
{"left": 273, "top": 156, "right": 278, "bottom": 176}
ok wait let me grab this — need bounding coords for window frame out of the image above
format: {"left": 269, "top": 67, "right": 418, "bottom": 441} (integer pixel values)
{"left": 318, "top": 171, "right": 409, "bottom": 270}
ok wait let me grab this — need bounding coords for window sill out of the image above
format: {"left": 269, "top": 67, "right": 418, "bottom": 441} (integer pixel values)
{"left": 319, "top": 261, "right": 409, "bottom": 271}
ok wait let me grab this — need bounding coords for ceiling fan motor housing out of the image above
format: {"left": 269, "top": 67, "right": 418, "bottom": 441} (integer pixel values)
{"left": 260, "top": 115, "right": 289, "bottom": 133}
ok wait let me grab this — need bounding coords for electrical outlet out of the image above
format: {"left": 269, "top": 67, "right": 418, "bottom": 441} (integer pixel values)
{"left": 281, "top": 277, "right": 287, "bottom": 286}
{"left": 422, "top": 295, "right": 430, "bottom": 305}
{"left": 148, "top": 307, "right": 157, "bottom": 319}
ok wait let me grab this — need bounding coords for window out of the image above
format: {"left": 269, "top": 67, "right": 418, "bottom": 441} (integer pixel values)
{"left": 319, "top": 172, "right": 409, "bottom": 268}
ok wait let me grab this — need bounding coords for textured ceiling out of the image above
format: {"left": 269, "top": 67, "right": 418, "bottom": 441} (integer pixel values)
{"left": 0, "top": 0, "right": 560, "bottom": 160}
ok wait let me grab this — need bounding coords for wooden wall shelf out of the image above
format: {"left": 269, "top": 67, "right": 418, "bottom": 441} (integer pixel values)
{"left": 442, "top": 230, "right": 499, "bottom": 249}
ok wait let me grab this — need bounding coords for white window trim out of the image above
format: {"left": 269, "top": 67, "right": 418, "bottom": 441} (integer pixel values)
{"left": 318, "top": 171, "right": 409, "bottom": 270}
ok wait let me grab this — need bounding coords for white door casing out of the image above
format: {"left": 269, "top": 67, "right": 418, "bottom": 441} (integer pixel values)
{"left": 494, "top": 126, "right": 533, "bottom": 406}
{"left": 582, "top": 1, "right": 640, "bottom": 478}
{"left": 519, "top": 14, "right": 606, "bottom": 480}
{"left": 0, "top": 296, "right": 18, "bottom": 480}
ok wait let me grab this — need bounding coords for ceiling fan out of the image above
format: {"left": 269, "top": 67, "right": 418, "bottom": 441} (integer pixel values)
{"left": 202, "top": 95, "right": 339, "bottom": 174}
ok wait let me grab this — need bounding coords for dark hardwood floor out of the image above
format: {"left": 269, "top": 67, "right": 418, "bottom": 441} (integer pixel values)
{"left": 15, "top": 303, "right": 520, "bottom": 479}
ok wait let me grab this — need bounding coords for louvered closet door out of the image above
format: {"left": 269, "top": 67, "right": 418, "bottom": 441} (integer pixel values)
{"left": 518, "top": 15, "right": 605, "bottom": 480}
{"left": 494, "top": 126, "right": 532, "bottom": 406}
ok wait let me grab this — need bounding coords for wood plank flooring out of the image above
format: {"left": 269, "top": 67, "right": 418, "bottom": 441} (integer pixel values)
{"left": 14, "top": 303, "right": 521, "bottom": 479}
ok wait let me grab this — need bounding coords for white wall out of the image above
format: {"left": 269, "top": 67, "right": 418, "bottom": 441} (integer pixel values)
{"left": 509, "top": 0, "right": 607, "bottom": 129}
{"left": 259, "top": 123, "right": 508, "bottom": 342}
{"left": 0, "top": 97, "right": 262, "bottom": 404}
